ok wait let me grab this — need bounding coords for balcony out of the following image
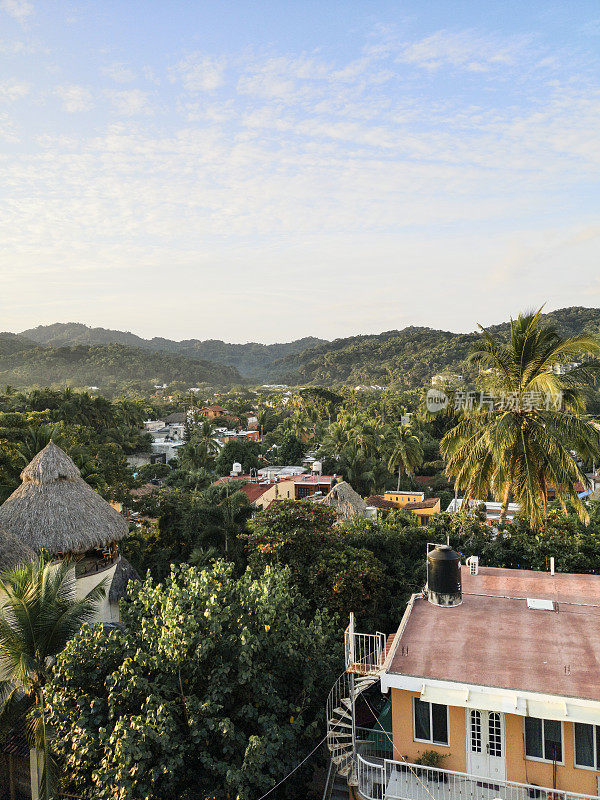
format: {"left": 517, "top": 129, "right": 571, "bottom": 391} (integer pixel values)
{"left": 355, "top": 754, "right": 599, "bottom": 800}
{"left": 344, "top": 625, "right": 386, "bottom": 674}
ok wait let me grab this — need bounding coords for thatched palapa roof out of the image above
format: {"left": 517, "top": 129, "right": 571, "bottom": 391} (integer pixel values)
{"left": 321, "top": 481, "right": 368, "bottom": 520}
{"left": 0, "top": 526, "right": 34, "bottom": 572}
{"left": 0, "top": 442, "right": 128, "bottom": 556}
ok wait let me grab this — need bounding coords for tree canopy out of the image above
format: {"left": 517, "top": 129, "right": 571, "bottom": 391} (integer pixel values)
{"left": 46, "top": 561, "right": 340, "bottom": 800}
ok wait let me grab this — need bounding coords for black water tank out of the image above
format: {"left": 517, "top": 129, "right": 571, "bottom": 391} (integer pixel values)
{"left": 427, "top": 545, "right": 462, "bottom": 607}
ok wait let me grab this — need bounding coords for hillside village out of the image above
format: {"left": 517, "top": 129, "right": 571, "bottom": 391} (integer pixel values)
{"left": 0, "top": 310, "right": 600, "bottom": 799}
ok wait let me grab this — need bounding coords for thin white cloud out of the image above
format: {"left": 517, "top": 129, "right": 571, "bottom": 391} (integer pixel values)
{"left": 102, "top": 62, "right": 136, "bottom": 84}
{"left": 0, "top": 77, "right": 30, "bottom": 102}
{"left": 171, "top": 53, "right": 225, "bottom": 92}
{"left": 396, "top": 29, "right": 532, "bottom": 72}
{"left": 54, "top": 84, "right": 93, "bottom": 113}
{"left": 1, "top": 0, "right": 33, "bottom": 20}
{"left": 1, "top": 23, "right": 599, "bottom": 339}
{"left": 106, "top": 89, "right": 153, "bottom": 116}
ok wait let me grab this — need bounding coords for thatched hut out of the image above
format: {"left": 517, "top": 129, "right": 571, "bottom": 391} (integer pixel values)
{"left": 0, "top": 442, "right": 129, "bottom": 622}
{"left": 0, "top": 442, "right": 127, "bottom": 557}
{"left": 321, "top": 480, "right": 368, "bottom": 521}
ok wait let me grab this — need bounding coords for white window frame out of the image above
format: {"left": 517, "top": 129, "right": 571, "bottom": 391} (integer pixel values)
{"left": 523, "top": 717, "right": 565, "bottom": 765}
{"left": 413, "top": 698, "right": 450, "bottom": 747}
{"left": 573, "top": 722, "right": 600, "bottom": 772}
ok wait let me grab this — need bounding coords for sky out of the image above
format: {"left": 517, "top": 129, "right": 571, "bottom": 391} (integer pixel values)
{"left": 1, "top": 0, "right": 599, "bottom": 343}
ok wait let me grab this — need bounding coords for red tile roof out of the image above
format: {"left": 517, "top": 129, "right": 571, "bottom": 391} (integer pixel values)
{"left": 366, "top": 495, "right": 398, "bottom": 509}
{"left": 241, "top": 483, "right": 271, "bottom": 503}
{"left": 293, "top": 476, "right": 336, "bottom": 485}
{"left": 404, "top": 498, "right": 439, "bottom": 510}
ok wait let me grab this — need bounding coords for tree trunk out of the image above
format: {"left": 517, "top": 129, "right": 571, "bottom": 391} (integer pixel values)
{"left": 397, "top": 467, "right": 401, "bottom": 491}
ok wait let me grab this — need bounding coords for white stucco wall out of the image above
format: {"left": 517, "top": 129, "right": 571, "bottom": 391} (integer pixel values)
{"left": 76, "top": 562, "right": 119, "bottom": 623}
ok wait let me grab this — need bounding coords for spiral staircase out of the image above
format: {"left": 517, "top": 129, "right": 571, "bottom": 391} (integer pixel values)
{"left": 325, "top": 618, "right": 396, "bottom": 791}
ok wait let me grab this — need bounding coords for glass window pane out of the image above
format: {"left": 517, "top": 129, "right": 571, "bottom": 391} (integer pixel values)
{"left": 525, "top": 717, "right": 543, "bottom": 759}
{"left": 596, "top": 726, "right": 600, "bottom": 770}
{"left": 544, "top": 720, "right": 562, "bottom": 762}
{"left": 414, "top": 699, "right": 430, "bottom": 741}
{"left": 431, "top": 703, "right": 448, "bottom": 745}
{"left": 470, "top": 710, "right": 481, "bottom": 753}
{"left": 575, "top": 723, "right": 594, "bottom": 767}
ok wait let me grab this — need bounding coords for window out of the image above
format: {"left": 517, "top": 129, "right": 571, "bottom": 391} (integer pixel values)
{"left": 574, "top": 723, "right": 600, "bottom": 769}
{"left": 470, "top": 710, "right": 481, "bottom": 753}
{"left": 524, "top": 717, "right": 562, "bottom": 763}
{"left": 413, "top": 699, "right": 449, "bottom": 745}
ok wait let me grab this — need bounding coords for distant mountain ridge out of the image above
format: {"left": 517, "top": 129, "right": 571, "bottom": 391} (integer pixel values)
{"left": 20, "top": 323, "right": 325, "bottom": 381}
{"left": 273, "top": 306, "right": 600, "bottom": 387}
{"left": 7, "top": 307, "right": 600, "bottom": 390}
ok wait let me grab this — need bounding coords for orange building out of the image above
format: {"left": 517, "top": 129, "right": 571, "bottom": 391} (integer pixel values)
{"left": 325, "top": 548, "right": 600, "bottom": 799}
{"left": 200, "top": 405, "right": 229, "bottom": 420}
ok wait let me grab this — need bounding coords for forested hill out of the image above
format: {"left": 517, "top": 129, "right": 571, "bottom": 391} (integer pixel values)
{"left": 274, "top": 307, "right": 600, "bottom": 387}
{"left": 9, "top": 306, "right": 600, "bottom": 390}
{"left": 0, "top": 341, "right": 241, "bottom": 393}
{"left": 20, "top": 323, "right": 324, "bottom": 381}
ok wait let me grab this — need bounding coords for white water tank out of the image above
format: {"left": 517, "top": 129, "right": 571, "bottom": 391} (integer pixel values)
{"left": 232, "top": 462, "right": 242, "bottom": 476}
{"left": 312, "top": 460, "right": 322, "bottom": 476}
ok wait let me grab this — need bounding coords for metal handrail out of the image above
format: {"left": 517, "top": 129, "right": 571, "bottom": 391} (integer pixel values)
{"left": 344, "top": 627, "right": 385, "bottom": 674}
{"left": 355, "top": 753, "right": 599, "bottom": 800}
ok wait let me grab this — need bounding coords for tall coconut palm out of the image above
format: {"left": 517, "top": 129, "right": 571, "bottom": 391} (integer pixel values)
{"left": 441, "top": 309, "right": 600, "bottom": 528}
{"left": 0, "top": 558, "right": 105, "bottom": 800}
{"left": 387, "top": 426, "right": 424, "bottom": 490}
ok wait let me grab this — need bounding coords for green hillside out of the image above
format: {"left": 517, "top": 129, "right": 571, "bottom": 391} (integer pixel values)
{"left": 0, "top": 342, "right": 241, "bottom": 393}
{"left": 0, "top": 332, "right": 38, "bottom": 356}
{"left": 12, "top": 307, "right": 600, "bottom": 391}
{"left": 275, "top": 307, "right": 600, "bottom": 387}
{"left": 21, "top": 323, "right": 324, "bottom": 381}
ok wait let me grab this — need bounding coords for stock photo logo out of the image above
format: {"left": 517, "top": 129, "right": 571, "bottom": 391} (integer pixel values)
{"left": 426, "top": 389, "right": 449, "bottom": 413}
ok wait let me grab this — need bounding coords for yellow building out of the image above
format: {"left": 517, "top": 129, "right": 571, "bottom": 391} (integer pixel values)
{"left": 383, "top": 490, "right": 425, "bottom": 506}
{"left": 370, "top": 491, "right": 441, "bottom": 524}
{"left": 325, "top": 548, "right": 600, "bottom": 799}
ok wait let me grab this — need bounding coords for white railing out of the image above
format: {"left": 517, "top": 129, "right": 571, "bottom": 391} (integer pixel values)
{"left": 356, "top": 754, "right": 599, "bottom": 800}
{"left": 344, "top": 628, "right": 385, "bottom": 674}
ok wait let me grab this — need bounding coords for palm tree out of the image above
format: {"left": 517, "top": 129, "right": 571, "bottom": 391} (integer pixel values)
{"left": 387, "top": 426, "right": 424, "bottom": 490}
{"left": 0, "top": 558, "right": 105, "bottom": 800}
{"left": 441, "top": 309, "right": 600, "bottom": 528}
{"left": 321, "top": 421, "right": 351, "bottom": 459}
{"left": 16, "top": 423, "right": 62, "bottom": 466}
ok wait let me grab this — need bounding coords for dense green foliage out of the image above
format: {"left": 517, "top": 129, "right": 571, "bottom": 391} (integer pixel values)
{"left": 0, "top": 558, "right": 105, "bottom": 800}
{"left": 214, "top": 439, "right": 260, "bottom": 475}
{"left": 442, "top": 309, "right": 600, "bottom": 527}
{"left": 245, "top": 501, "right": 385, "bottom": 620}
{"left": 0, "top": 341, "right": 241, "bottom": 394}
{"left": 0, "top": 388, "right": 156, "bottom": 501}
{"left": 46, "top": 562, "right": 340, "bottom": 800}
{"left": 123, "top": 484, "right": 251, "bottom": 579}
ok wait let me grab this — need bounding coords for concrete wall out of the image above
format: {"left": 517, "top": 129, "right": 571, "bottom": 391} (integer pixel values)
{"left": 254, "top": 480, "right": 296, "bottom": 509}
{"left": 390, "top": 689, "right": 467, "bottom": 772}
{"left": 390, "top": 689, "right": 600, "bottom": 795}
{"left": 505, "top": 712, "right": 599, "bottom": 796}
{"left": 76, "top": 562, "right": 119, "bottom": 623}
